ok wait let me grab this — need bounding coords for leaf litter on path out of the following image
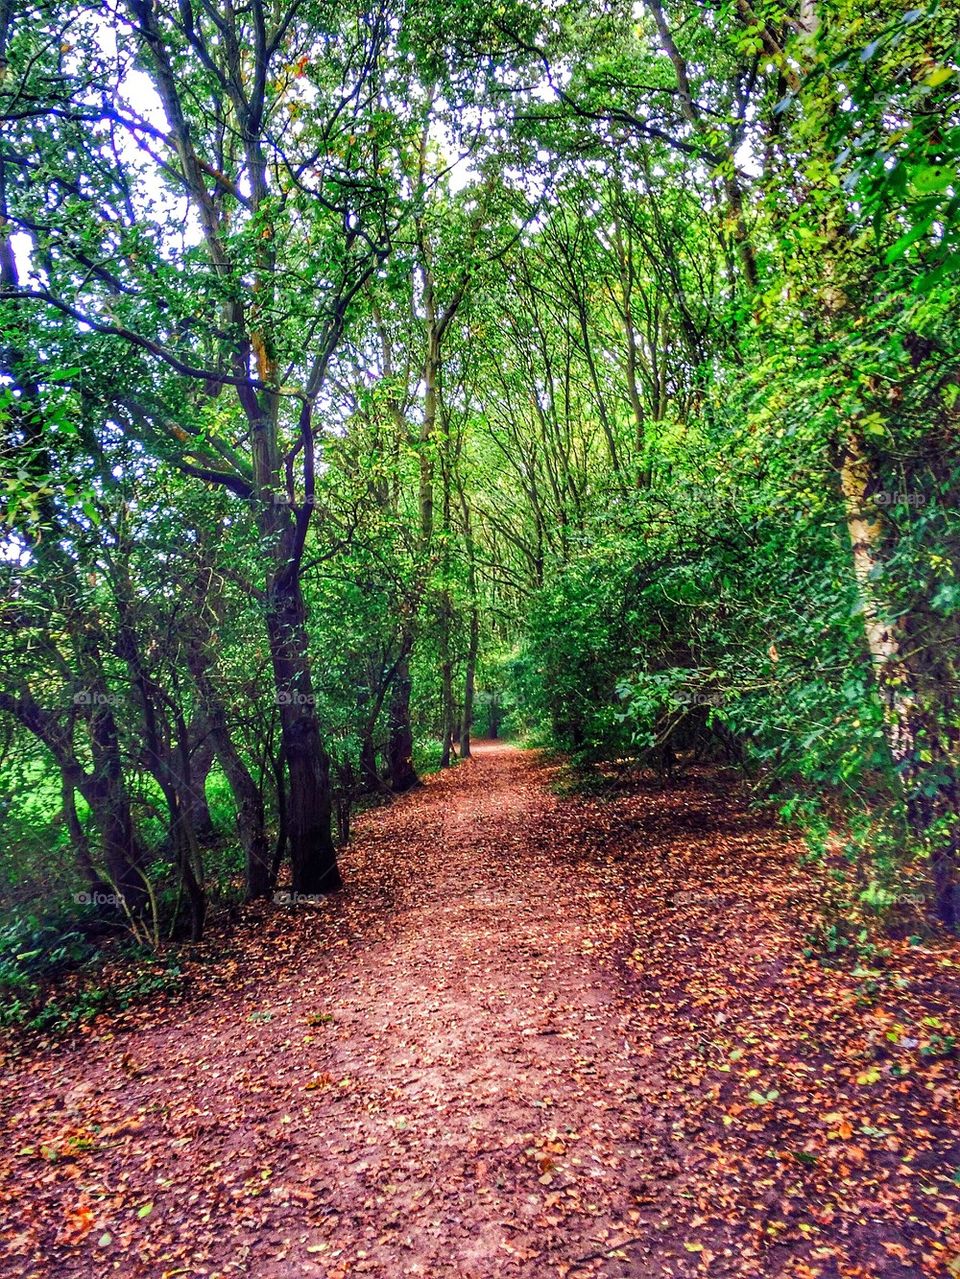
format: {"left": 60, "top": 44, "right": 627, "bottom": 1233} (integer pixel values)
{"left": 0, "top": 742, "right": 957, "bottom": 1277}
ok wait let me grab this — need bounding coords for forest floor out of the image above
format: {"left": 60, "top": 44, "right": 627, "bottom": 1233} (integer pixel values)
{"left": 1, "top": 741, "right": 959, "bottom": 1279}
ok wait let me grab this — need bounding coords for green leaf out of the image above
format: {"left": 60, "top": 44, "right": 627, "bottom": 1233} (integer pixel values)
{"left": 885, "top": 220, "right": 932, "bottom": 263}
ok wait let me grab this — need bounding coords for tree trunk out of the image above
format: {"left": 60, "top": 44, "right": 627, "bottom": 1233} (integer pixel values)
{"left": 270, "top": 742, "right": 288, "bottom": 892}
{"left": 265, "top": 578, "right": 341, "bottom": 892}
{"left": 185, "top": 718, "right": 217, "bottom": 842}
{"left": 226, "top": 751, "right": 271, "bottom": 901}
{"left": 188, "top": 651, "right": 272, "bottom": 900}
{"left": 647, "top": 0, "right": 758, "bottom": 290}
{"left": 81, "top": 700, "right": 151, "bottom": 917}
{"left": 331, "top": 756, "right": 354, "bottom": 847}
{"left": 840, "top": 431, "right": 958, "bottom": 929}
{"left": 62, "top": 777, "right": 111, "bottom": 900}
{"left": 489, "top": 693, "right": 503, "bottom": 740}
{"left": 386, "top": 655, "right": 419, "bottom": 792}
{"left": 80, "top": 773, "right": 150, "bottom": 919}
{"left": 460, "top": 606, "right": 479, "bottom": 759}
{"left": 359, "top": 729, "right": 380, "bottom": 792}
{"left": 170, "top": 798, "right": 207, "bottom": 941}
{"left": 439, "top": 593, "right": 456, "bottom": 769}
{"left": 142, "top": 716, "right": 207, "bottom": 941}
{"left": 440, "top": 667, "right": 455, "bottom": 767}
{"left": 612, "top": 216, "right": 651, "bottom": 488}
{"left": 459, "top": 491, "right": 480, "bottom": 760}
{"left": 113, "top": 572, "right": 207, "bottom": 937}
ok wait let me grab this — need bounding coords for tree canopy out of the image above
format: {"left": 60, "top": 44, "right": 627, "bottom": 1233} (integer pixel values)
{"left": 2, "top": 0, "right": 958, "bottom": 975}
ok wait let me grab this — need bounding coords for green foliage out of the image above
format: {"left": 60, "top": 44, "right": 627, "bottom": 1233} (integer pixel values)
{"left": 0, "top": 907, "right": 184, "bottom": 1031}
{"left": 1, "top": 0, "right": 958, "bottom": 969}
{"left": 0, "top": 910, "right": 100, "bottom": 1029}
{"left": 0, "top": 913, "right": 98, "bottom": 1006}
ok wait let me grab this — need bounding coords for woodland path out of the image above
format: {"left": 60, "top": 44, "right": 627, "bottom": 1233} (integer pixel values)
{"left": 2, "top": 742, "right": 958, "bottom": 1279}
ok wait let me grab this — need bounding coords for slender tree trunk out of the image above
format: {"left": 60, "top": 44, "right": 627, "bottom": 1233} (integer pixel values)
{"left": 612, "top": 218, "right": 651, "bottom": 487}
{"left": 459, "top": 491, "right": 480, "bottom": 759}
{"left": 81, "top": 701, "right": 151, "bottom": 917}
{"left": 419, "top": 319, "right": 440, "bottom": 545}
{"left": 489, "top": 693, "right": 503, "bottom": 740}
{"left": 439, "top": 667, "right": 455, "bottom": 767}
{"left": 170, "top": 797, "right": 207, "bottom": 941}
{"left": 270, "top": 742, "right": 288, "bottom": 891}
{"left": 840, "top": 433, "right": 916, "bottom": 756}
{"left": 647, "top": 0, "right": 758, "bottom": 290}
{"left": 439, "top": 591, "right": 456, "bottom": 768}
{"left": 79, "top": 772, "right": 150, "bottom": 919}
{"left": 265, "top": 577, "right": 341, "bottom": 892}
{"left": 137, "top": 709, "right": 207, "bottom": 941}
{"left": 359, "top": 729, "right": 380, "bottom": 792}
{"left": 386, "top": 656, "right": 419, "bottom": 792}
{"left": 113, "top": 568, "right": 207, "bottom": 936}
{"left": 331, "top": 756, "right": 354, "bottom": 847}
{"left": 460, "top": 607, "right": 479, "bottom": 759}
{"left": 188, "top": 652, "right": 271, "bottom": 901}
{"left": 358, "top": 645, "right": 408, "bottom": 794}
{"left": 840, "top": 431, "right": 958, "bottom": 929}
{"left": 185, "top": 719, "right": 217, "bottom": 842}
{"left": 230, "top": 760, "right": 272, "bottom": 902}
{"left": 62, "top": 778, "right": 110, "bottom": 899}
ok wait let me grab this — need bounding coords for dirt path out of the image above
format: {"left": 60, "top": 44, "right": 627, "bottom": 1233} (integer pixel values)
{"left": 2, "top": 743, "right": 958, "bottom": 1278}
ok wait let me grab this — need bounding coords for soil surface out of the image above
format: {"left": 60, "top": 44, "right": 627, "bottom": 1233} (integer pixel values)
{"left": 2, "top": 741, "right": 958, "bottom": 1278}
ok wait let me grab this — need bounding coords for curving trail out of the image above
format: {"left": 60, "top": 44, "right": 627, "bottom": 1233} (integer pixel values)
{"left": 2, "top": 742, "right": 957, "bottom": 1278}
